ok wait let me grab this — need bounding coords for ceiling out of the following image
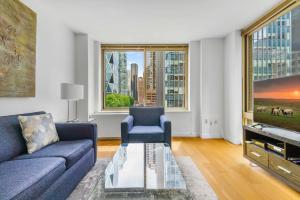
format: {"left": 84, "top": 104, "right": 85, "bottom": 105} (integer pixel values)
{"left": 23, "top": 0, "right": 282, "bottom": 43}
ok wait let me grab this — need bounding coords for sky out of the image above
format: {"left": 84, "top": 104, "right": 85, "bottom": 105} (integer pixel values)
{"left": 254, "top": 74, "right": 300, "bottom": 99}
{"left": 126, "top": 52, "right": 144, "bottom": 77}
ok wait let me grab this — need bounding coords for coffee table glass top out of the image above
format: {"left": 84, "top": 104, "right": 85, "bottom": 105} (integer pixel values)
{"left": 105, "top": 143, "right": 186, "bottom": 191}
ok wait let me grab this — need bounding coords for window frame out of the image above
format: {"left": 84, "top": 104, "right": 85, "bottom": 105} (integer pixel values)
{"left": 242, "top": 0, "right": 300, "bottom": 125}
{"left": 100, "top": 44, "right": 189, "bottom": 112}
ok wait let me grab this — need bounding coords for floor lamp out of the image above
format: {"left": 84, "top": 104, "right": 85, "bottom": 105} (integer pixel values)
{"left": 61, "top": 83, "right": 84, "bottom": 122}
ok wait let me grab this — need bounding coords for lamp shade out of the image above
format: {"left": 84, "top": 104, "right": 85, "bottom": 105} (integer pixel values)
{"left": 61, "top": 83, "right": 84, "bottom": 100}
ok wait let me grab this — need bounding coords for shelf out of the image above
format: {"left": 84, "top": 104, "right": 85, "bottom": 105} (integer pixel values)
{"left": 243, "top": 126, "right": 300, "bottom": 192}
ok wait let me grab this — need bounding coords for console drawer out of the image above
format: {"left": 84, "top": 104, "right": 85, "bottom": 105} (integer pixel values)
{"left": 246, "top": 143, "right": 268, "bottom": 167}
{"left": 269, "top": 153, "right": 300, "bottom": 186}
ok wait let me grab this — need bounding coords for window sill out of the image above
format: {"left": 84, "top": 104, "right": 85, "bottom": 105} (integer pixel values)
{"left": 92, "top": 109, "right": 191, "bottom": 116}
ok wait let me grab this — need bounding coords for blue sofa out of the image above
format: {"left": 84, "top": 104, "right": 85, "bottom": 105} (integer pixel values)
{"left": 0, "top": 112, "right": 97, "bottom": 200}
{"left": 121, "top": 107, "right": 172, "bottom": 147}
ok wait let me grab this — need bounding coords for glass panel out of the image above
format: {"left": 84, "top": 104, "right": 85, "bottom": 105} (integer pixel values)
{"left": 105, "top": 144, "right": 144, "bottom": 191}
{"left": 164, "top": 51, "right": 186, "bottom": 108}
{"left": 251, "top": 9, "right": 298, "bottom": 82}
{"left": 104, "top": 143, "right": 186, "bottom": 191}
{"left": 251, "top": 5, "right": 300, "bottom": 126}
{"left": 146, "top": 143, "right": 187, "bottom": 189}
{"left": 104, "top": 51, "right": 144, "bottom": 108}
{"left": 103, "top": 48, "right": 187, "bottom": 109}
{"left": 145, "top": 51, "right": 164, "bottom": 106}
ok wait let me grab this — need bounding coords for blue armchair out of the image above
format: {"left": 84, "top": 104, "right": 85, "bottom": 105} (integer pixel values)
{"left": 121, "top": 107, "right": 172, "bottom": 147}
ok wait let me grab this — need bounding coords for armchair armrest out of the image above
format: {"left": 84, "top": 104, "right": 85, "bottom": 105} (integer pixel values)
{"left": 121, "top": 115, "right": 134, "bottom": 143}
{"left": 55, "top": 123, "right": 97, "bottom": 162}
{"left": 160, "top": 115, "right": 171, "bottom": 147}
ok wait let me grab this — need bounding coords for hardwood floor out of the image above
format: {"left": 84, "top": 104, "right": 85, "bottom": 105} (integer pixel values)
{"left": 97, "top": 138, "right": 300, "bottom": 200}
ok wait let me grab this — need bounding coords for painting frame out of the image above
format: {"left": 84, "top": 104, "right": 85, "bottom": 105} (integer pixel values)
{"left": 0, "top": 0, "right": 37, "bottom": 97}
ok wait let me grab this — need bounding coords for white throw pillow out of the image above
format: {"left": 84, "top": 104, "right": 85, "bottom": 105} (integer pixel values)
{"left": 18, "top": 113, "right": 59, "bottom": 154}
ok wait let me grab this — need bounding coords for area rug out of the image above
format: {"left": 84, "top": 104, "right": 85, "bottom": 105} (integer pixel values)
{"left": 67, "top": 157, "right": 218, "bottom": 200}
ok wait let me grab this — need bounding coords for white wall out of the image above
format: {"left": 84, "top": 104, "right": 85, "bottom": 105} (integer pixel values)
{"left": 189, "top": 41, "right": 201, "bottom": 137}
{"left": 0, "top": 2, "right": 75, "bottom": 122}
{"left": 223, "top": 31, "right": 243, "bottom": 144}
{"left": 74, "top": 34, "right": 98, "bottom": 121}
{"left": 199, "top": 39, "right": 225, "bottom": 138}
{"left": 0, "top": 2, "right": 244, "bottom": 141}
{"left": 91, "top": 41, "right": 201, "bottom": 138}
{"left": 74, "top": 34, "right": 91, "bottom": 121}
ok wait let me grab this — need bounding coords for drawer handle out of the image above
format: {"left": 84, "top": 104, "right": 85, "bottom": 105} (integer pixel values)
{"left": 277, "top": 166, "right": 291, "bottom": 174}
{"left": 251, "top": 152, "right": 261, "bottom": 157}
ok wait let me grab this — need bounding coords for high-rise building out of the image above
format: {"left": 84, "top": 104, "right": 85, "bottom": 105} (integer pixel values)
{"left": 253, "top": 12, "right": 294, "bottom": 81}
{"left": 164, "top": 51, "right": 185, "bottom": 108}
{"left": 118, "top": 53, "right": 128, "bottom": 95}
{"left": 137, "top": 77, "right": 145, "bottom": 105}
{"left": 105, "top": 52, "right": 129, "bottom": 96}
{"left": 127, "top": 69, "right": 131, "bottom": 96}
{"left": 131, "top": 63, "right": 138, "bottom": 101}
{"left": 145, "top": 52, "right": 164, "bottom": 106}
{"left": 105, "top": 52, "right": 119, "bottom": 94}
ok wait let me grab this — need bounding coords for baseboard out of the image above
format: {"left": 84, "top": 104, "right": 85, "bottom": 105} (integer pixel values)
{"left": 200, "top": 132, "right": 223, "bottom": 139}
{"left": 224, "top": 137, "right": 241, "bottom": 145}
{"left": 172, "top": 131, "right": 200, "bottom": 137}
{"left": 97, "top": 137, "right": 120, "bottom": 141}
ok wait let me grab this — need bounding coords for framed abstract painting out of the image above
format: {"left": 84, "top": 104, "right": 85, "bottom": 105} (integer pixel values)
{"left": 0, "top": 0, "right": 36, "bottom": 97}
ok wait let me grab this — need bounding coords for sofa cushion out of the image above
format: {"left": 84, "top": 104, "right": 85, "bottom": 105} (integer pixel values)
{"left": 128, "top": 126, "right": 164, "bottom": 143}
{"left": 15, "top": 139, "right": 93, "bottom": 169}
{"left": 0, "top": 112, "right": 46, "bottom": 163}
{"left": 130, "top": 107, "right": 164, "bottom": 126}
{"left": 0, "top": 157, "right": 65, "bottom": 200}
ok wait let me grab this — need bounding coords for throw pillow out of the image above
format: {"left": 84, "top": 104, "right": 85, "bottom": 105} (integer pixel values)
{"left": 18, "top": 113, "right": 59, "bottom": 154}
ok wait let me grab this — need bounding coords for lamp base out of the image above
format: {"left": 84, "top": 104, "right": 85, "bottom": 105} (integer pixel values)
{"left": 67, "top": 118, "right": 80, "bottom": 123}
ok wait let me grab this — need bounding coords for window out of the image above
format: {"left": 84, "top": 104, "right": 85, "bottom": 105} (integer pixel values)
{"left": 101, "top": 45, "right": 188, "bottom": 110}
{"left": 242, "top": 0, "right": 300, "bottom": 124}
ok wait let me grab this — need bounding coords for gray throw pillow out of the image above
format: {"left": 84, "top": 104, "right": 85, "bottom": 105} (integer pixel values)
{"left": 18, "top": 113, "right": 59, "bottom": 154}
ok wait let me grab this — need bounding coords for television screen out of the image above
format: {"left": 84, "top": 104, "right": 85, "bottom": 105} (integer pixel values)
{"left": 254, "top": 75, "right": 300, "bottom": 132}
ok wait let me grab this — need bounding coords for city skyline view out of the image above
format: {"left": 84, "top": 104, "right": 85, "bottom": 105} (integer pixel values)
{"left": 127, "top": 52, "right": 144, "bottom": 77}
{"left": 252, "top": 6, "right": 300, "bottom": 82}
{"left": 104, "top": 49, "right": 186, "bottom": 108}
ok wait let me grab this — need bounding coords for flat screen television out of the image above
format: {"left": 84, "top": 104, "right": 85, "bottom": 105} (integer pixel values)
{"left": 254, "top": 74, "right": 300, "bottom": 133}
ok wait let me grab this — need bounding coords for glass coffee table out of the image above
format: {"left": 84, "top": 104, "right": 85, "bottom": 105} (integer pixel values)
{"left": 104, "top": 143, "right": 187, "bottom": 192}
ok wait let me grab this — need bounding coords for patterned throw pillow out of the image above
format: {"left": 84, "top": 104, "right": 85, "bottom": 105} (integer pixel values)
{"left": 18, "top": 113, "right": 59, "bottom": 154}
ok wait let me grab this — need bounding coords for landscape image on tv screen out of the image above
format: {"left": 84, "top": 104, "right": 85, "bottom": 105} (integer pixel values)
{"left": 254, "top": 75, "right": 300, "bottom": 132}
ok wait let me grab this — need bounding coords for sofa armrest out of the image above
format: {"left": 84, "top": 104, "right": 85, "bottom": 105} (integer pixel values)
{"left": 55, "top": 123, "right": 97, "bottom": 162}
{"left": 160, "top": 115, "right": 171, "bottom": 147}
{"left": 121, "top": 115, "right": 134, "bottom": 143}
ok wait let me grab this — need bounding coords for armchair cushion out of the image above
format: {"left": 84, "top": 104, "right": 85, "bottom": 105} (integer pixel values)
{"left": 14, "top": 139, "right": 92, "bottom": 169}
{"left": 130, "top": 107, "right": 164, "bottom": 126}
{"left": 129, "top": 126, "right": 164, "bottom": 135}
{"left": 128, "top": 126, "right": 164, "bottom": 143}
